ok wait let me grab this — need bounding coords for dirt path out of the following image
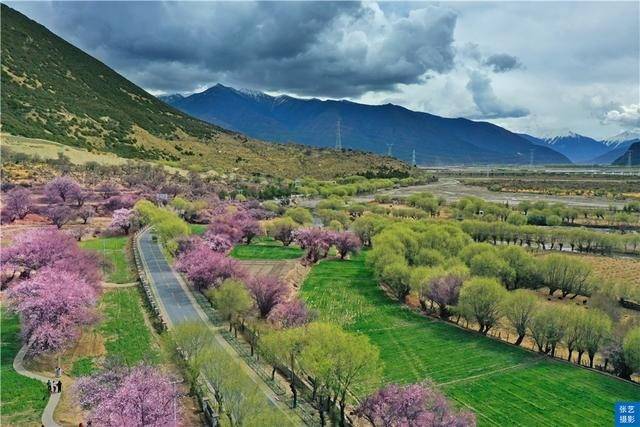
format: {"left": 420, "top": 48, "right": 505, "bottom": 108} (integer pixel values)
{"left": 13, "top": 345, "right": 62, "bottom": 427}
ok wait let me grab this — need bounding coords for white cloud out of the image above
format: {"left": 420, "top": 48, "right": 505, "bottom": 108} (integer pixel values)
{"left": 602, "top": 104, "right": 640, "bottom": 128}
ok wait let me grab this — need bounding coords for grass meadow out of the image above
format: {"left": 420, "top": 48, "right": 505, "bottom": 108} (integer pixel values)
{"left": 80, "top": 236, "right": 135, "bottom": 284}
{"left": 98, "top": 288, "right": 159, "bottom": 365}
{"left": 300, "top": 252, "right": 640, "bottom": 426}
{"left": 0, "top": 308, "right": 48, "bottom": 426}
{"left": 231, "top": 237, "right": 303, "bottom": 260}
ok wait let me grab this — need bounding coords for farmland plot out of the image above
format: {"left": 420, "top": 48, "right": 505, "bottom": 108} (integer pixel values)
{"left": 301, "top": 252, "right": 640, "bottom": 426}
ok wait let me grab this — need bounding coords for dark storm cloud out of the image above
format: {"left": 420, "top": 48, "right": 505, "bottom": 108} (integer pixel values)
{"left": 9, "top": 1, "right": 458, "bottom": 97}
{"left": 484, "top": 53, "right": 522, "bottom": 73}
{"left": 466, "top": 71, "right": 529, "bottom": 119}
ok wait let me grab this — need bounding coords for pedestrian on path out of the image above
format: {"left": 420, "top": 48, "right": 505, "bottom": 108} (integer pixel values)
{"left": 55, "top": 366, "right": 62, "bottom": 378}
{"left": 47, "top": 380, "right": 52, "bottom": 393}
{"left": 57, "top": 380, "right": 63, "bottom": 393}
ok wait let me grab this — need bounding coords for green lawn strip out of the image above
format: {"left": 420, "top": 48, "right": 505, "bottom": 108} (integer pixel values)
{"left": 98, "top": 288, "right": 159, "bottom": 365}
{"left": 189, "top": 223, "right": 207, "bottom": 235}
{"left": 231, "top": 237, "right": 303, "bottom": 260}
{"left": 0, "top": 307, "right": 48, "bottom": 426}
{"left": 80, "top": 236, "right": 135, "bottom": 283}
{"left": 70, "top": 357, "right": 97, "bottom": 377}
{"left": 300, "top": 252, "right": 639, "bottom": 426}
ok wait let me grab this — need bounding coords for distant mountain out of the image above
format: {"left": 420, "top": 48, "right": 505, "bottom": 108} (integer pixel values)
{"left": 158, "top": 93, "right": 184, "bottom": 104}
{"left": 601, "top": 130, "right": 640, "bottom": 148}
{"left": 0, "top": 5, "right": 410, "bottom": 179}
{"left": 588, "top": 144, "right": 636, "bottom": 164}
{"left": 612, "top": 141, "right": 640, "bottom": 166}
{"left": 520, "top": 132, "right": 609, "bottom": 164}
{"left": 162, "top": 84, "right": 571, "bottom": 165}
{"left": 522, "top": 130, "right": 640, "bottom": 164}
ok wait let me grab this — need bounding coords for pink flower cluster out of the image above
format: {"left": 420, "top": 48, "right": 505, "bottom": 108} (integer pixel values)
{"left": 175, "top": 243, "right": 243, "bottom": 290}
{"left": 2, "top": 228, "right": 102, "bottom": 354}
{"left": 295, "top": 228, "right": 361, "bottom": 263}
{"left": 75, "top": 364, "right": 180, "bottom": 427}
{"left": 356, "top": 382, "right": 476, "bottom": 427}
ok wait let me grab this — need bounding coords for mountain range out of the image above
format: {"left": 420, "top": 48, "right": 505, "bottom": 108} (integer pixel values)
{"left": 160, "top": 85, "right": 571, "bottom": 165}
{"left": 0, "top": 5, "right": 410, "bottom": 179}
{"left": 520, "top": 131, "right": 639, "bottom": 164}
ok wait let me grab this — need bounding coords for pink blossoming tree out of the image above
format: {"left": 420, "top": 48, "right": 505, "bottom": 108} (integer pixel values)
{"left": 44, "top": 176, "right": 82, "bottom": 203}
{"left": 355, "top": 382, "right": 476, "bottom": 427}
{"left": 7, "top": 267, "right": 100, "bottom": 354}
{"left": 268, "top": 298, "right": 311, "bottom": 328}
{"left": 427, "top": 273, "right": 465, "bottom": 319}
{"left": 176, "top": 245, "right": 244, "bottom": 290}
{"left": 45, "top": 204, "right": 74, "bottom": 229}
{"left": 332, "top": 231, "right": 362, "bottom": 259}
{"left": 246, "top": 275, "right": 289, "bottom": 318}
{"left": 295, "top": 228, "right": 335, "bottom": 263}
{"left": 203, "top": 233, "right": 233, "bottom": 253}
{"left": 2, "top": 187, "right": 32, "bottom": 222}
{"left": 75, "top": 364, "right": 180, "bottom": 427}
{"left": 110, "top": 208, "right": 135, "bottom": 235}
{"left": 1, "top": 228, "right": 101, "bottom": 286}
{"left": 78, "top": 205, "right": 95, "bottom": 224}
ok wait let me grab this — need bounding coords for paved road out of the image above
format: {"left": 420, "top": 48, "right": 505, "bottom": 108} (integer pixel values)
{"left": 135, "top": 229, "right": 300, "bottom": 424}
{"left": 137, "top": 229, "right": 200, "bottom": 325}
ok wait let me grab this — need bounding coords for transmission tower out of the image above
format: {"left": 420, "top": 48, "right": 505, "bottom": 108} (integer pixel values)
{"left": 386, "top": 143, "right": 394, "bottom": 156}
{"left": 335, "top": 118, "right": 342, "bottom": 150}
{"left": 529, "top": 149, "right": 534, "bottom": 167}
{"left": 411, "top": 149, "right": 416, "bottom": 167}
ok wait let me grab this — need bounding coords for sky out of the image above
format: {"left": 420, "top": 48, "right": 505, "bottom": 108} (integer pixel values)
{"left": 8, "top": 1, "right": 640, "bottom": 139}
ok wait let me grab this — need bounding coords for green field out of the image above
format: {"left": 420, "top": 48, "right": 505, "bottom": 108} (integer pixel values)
{"left": 0, "top": 308, "right": 48, "bottom": 426}
{"left": 301, "top": 252, "right": 640, "bottom": 426}
{"left": 189, "top": 223, "right": 207, "bottom": 235}
{"left": 80, "top": 236, "right": 135, "bottom": 283}
{"left": 98, "top": 288, "right": 159, "bottom": 365}
{"left": 231, "top": 237, "right": 303, "bottom": 260}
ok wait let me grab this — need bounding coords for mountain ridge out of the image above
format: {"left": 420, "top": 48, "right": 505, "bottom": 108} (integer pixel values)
{"left": 162, "top": 84, "right": 571, "bottom": 165}
{"left": 521, "top": 131, "right": 639, "bottom": 164}
{"left": 0, "top": 5, "right": 411, "bottom": 179}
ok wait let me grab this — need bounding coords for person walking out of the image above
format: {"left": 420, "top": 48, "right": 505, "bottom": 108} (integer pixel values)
{"left": 47, "top": 380, "right": 52, "bottom": 393}
{"left": 55, "top": 366, "right": 62, "bottom": 378}
{"left": 57, "top": 380, "right": 63, "bottom": 393}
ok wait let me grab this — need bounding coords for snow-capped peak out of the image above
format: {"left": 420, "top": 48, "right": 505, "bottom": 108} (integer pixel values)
{"left": 533, "top": 129, "right": 578, "bottom": 141}
{"left": 601, "top": 130, "right": 640, "bottom": 146}
{"left": 236, "top": 87, "right": 269, "bottom": 99}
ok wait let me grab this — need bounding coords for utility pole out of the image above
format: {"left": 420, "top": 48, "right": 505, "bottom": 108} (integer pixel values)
{"left": 386, "top": 143, "right": 394, "bottom": 157}
{"left": 529, "top": 149, "right": 534, "bottom": 167}
{"left": 335, "top": 118, "right": 342, "bottom": 150}
{"left": 628, "top": 149, "right": 633, "bottom": 168}
{"left": 411, "top": 149, "right": 416, "bottom": 167}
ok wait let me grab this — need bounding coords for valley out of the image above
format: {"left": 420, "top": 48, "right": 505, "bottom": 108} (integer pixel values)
{"left": 1, "top": 3, "right": 639, "bottom": 427}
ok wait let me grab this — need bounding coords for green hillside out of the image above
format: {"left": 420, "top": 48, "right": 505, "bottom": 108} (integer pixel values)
{"left": 0, "top": 5, "right": 410, "bottom": 179}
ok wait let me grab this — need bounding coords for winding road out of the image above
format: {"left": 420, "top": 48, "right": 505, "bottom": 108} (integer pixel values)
{"left": 12, "top": 345, "right": 61, "bottom": 427}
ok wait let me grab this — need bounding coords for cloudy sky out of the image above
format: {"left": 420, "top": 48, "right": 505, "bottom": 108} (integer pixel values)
{"left": 9, "top": 1, "right": 639, "bottom": 139}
